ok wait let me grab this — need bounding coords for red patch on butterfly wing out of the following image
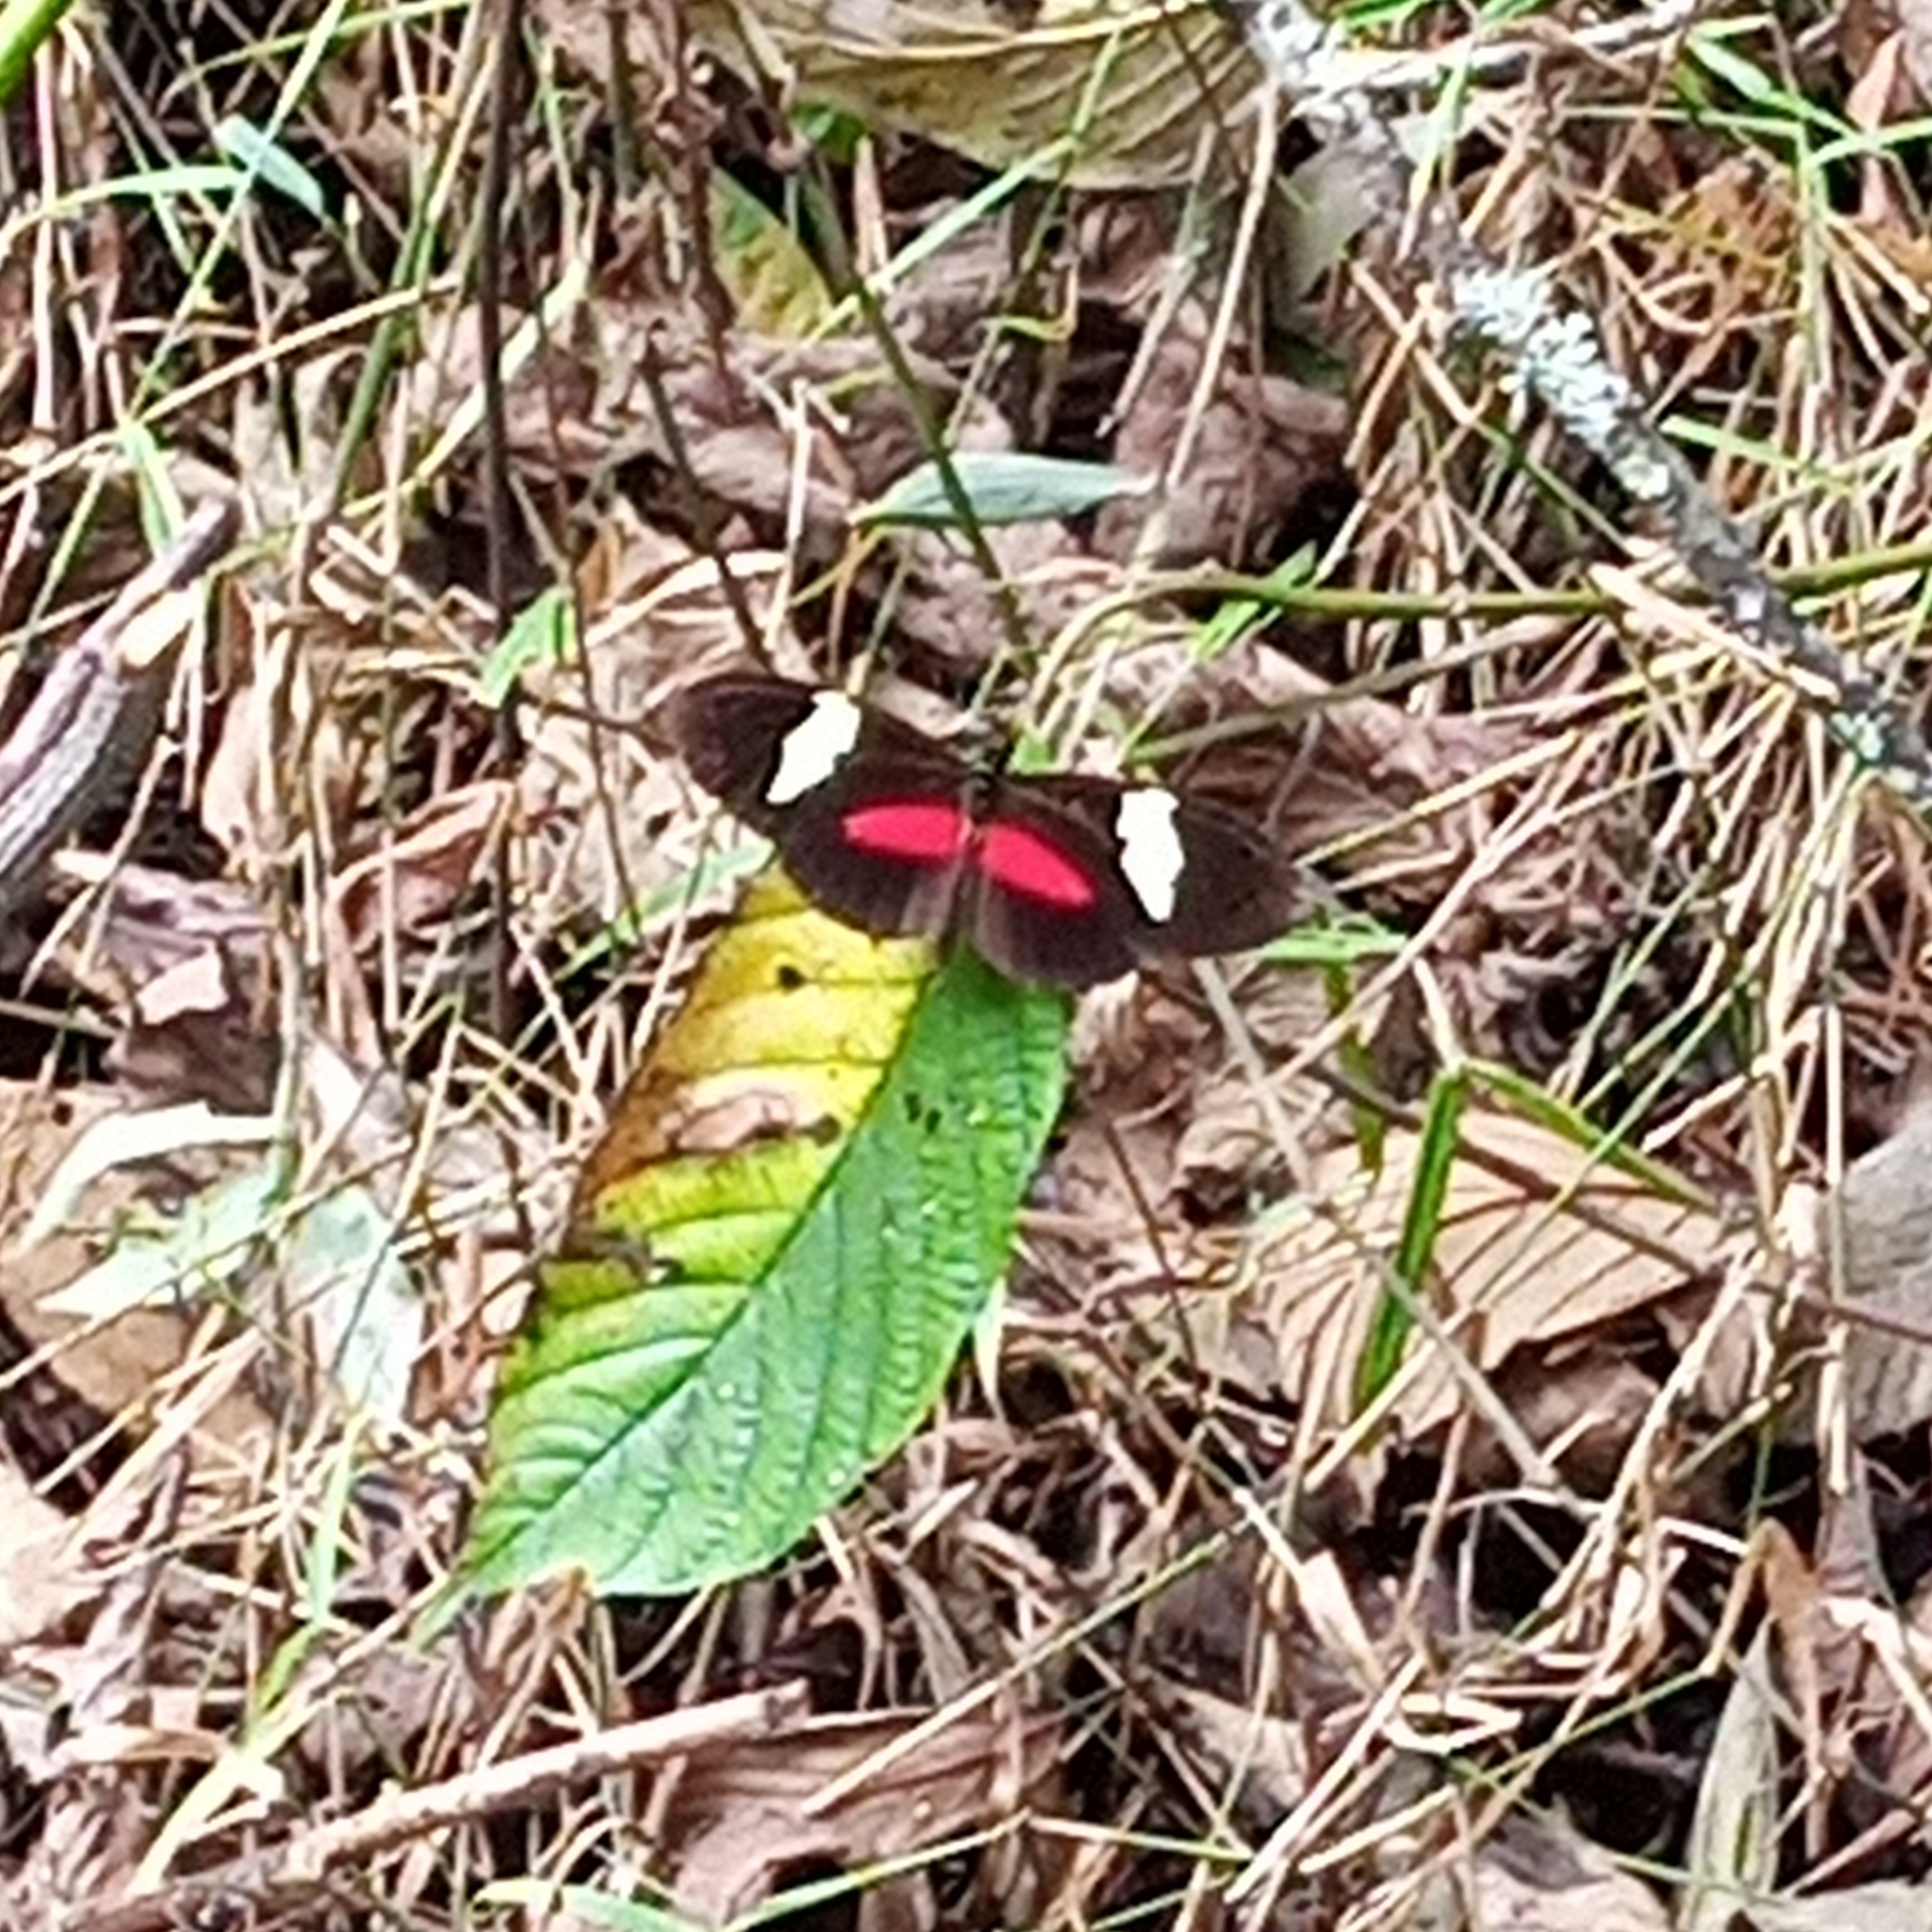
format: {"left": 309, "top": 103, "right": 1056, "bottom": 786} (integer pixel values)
{"left": 976, "top": 820, "right": 1099, "bottom": 908}
{"left": 842, "top": 799, "right": 972, "bottom": 864}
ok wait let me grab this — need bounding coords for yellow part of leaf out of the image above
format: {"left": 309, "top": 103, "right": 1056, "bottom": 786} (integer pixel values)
{"left": 710, "top": 173, "right": 835, "bottom": 337}
{"left": 571, "top": 871, "right": 936, "bottom": 1276}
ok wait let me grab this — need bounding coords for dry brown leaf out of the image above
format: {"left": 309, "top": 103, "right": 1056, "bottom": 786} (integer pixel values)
{"left": 1467, "top": 1813, "right": 1674, "bottom": 1931}
{"left": 1847, "top": 31, "right": 1912, "bottom": 229}
{"left": 197, "top": 669, "right": 286, "bottom": 868}
{"left": 1159, "top": 1677, "right": 1312, "bottom": 1816}
{"left": 547, "top": 0, "right": 1260, "bottom": 192}
{"left": 1824, "top": 1107, "right": 1932, "bottom": 1441}
{"left": 331, "top": 780, "right": 510, "bottom": 950}
{"left": 660, "top": 1707, "right": 1060, "bottom": 1924}
{"left": 889, "top": 521, "right": 1101, "bottom": 677}
{"left": 508, "top": 306, "right": 975, "bottom": 528}
{"left": 1469, "top": 1343, "right": 1657, "bottom": 1490}
{"left": 1730, "top": 1470, "right": 1932, "bottom": 1867}
{"left": 20, "top": 1515, "right": 182, "bottom": 1911}
{"left": 0, "top": 1458, "right": 100, "bottom": 1647}
{"left": 108, "top": 958, "right": 278, "bottom": 1116}
{"left": 231, "top": 345, "right": 366, "bottom": 532}
{"left": 1733, "top": 1884, "right": 1932, "bottom": 1932}
{"left": 1248, "top": 1111, "right": 1728, "bottom": 1437}
{"left": 28, "top": 861, "right": 279, "bottom": 1112}
{"left": 1757, "top": 1520, "right": 1833, "bottom": 1860}
{"left": 1643, "top": 160, "right": 1799, "bottom": 398}
{"left": 1907, "top": 0, "right": 1932, "bottom": 101}
{"left": 49, "top": 858, "right": 271, "bottom": 997}
{"left": 1094, "top": 327, "right": 1348, "bottom": 568}
{"left": 541, "top": 311, "right": 1106, "bottom": 675}
{"left": 1045, "top": 973, "right": 1332, "bottom": 1257}
{"left": 1030, "top": 969, "right": 1342, "bottom": 1417}
{"left": 1862, "top": 1563, "right": 1932, "bottom": 1830}
{"left": 520, "top": 513, "right": 774, "bottom": 915}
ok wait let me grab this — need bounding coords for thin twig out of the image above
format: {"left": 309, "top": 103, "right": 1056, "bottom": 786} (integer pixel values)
{"left": 479, "top": 0, "right": 524, "bottom": 1041}
{"left": 0, "top": 497, "right": 239, "bottom": 920}
{"left": 80, "top": 1682, "right": 810, "bottom": 1932}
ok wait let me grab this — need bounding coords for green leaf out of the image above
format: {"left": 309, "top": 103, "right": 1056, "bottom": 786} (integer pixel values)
{"left": 1356, "top": 1068, "right": 1466, "bottom": 1411}
{"left": 462, "top": 872, "right": 1069, "bottom": 1599}
{"left": 1263, "top": 910, "right": 1405, "bottom": 970}
{"left": 1680, "top": 27, "right": 1846, "bottom": 134}
{"left": 1191, "top": 549, "right": 1316, "bottom": 660}
{"left": 213, "top": 113, "right": 327, "bottom": 219}
{"left": 284, "top": 1186, "right": 419, "bottom": 1424}
{"left": 30, "top": 1126, "right": 418, "bottom": 1422}
{"left": 1464, "top": 1056, "right": 1719, "bottom": 1208}
{"left": 793, "top": 103, "right": 868, "bottom": 165}
{"left": 856, "top": 452, "right": 1150, "bottom": 530}
{"left": 710, "top": 172, "right": 833, "bottom": 337}
{"left": 38, "top": 1164, "right": 283, "bottom": 1322}
{"left": 479, "top": 584, "right": 573, "bottom": 708}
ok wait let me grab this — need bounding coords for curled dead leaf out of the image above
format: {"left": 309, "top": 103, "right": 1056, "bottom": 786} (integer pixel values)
{"left": 330, "top": 781, "right": 510, "bottom": 951}
{"left": 662, "top": 1706, "right": 1061, "bottom": 1924}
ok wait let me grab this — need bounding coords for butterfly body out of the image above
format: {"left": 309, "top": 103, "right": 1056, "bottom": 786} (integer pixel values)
{"left": 669, "top": 673, "right": 1295, "bottom": 988}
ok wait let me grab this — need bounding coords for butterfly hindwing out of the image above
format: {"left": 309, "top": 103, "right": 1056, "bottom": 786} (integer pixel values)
{"left": 957, "top": 782, "right": 1144, "bottom": 986}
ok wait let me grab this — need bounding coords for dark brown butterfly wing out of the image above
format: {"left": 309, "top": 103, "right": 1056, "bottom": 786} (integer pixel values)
{"left": 985, "top": 774, "right": 1298, "bottom": 980}
{"left": 668, "top": 674, "right": 972, "bottom": 943}
{"left": 665, "top": 674, "right": 946, "bottom": 839}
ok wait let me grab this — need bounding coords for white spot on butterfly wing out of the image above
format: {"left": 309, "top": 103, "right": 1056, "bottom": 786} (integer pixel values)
{"left": 765, "top": 691, "right": 863, "bottom": 805}
{"left": 1115, "top": 788, "right": 1186, "bottom": 922}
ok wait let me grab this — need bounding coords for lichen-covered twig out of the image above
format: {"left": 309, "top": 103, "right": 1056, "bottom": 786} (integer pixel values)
{"left": 1227, "top": 0, "right": 1932, "bottom": 823}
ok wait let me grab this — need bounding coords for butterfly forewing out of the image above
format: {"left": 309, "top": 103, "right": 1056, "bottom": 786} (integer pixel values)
{"left": 666, "top": 674, "right": 943, "bottom": 839}
{"left": 1005, "top": 775, "right": 1299, "bottom": 966}
{"left": 766, "top": 752, "right": 976, "bottom": 944}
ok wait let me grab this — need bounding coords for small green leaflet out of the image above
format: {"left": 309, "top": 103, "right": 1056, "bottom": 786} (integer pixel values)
{"left": 213, "top": 114, "right": 327, "bottom": 219}
{"left": 479, "top": 584, "right": 573, "bottom": 708}
{"left": 857, "top": 453, "right": 1150, "bottom": 530}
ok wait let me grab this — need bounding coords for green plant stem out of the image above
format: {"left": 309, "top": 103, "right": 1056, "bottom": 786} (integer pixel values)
{"left": 0, "top": 0, "right": 73, "bottom": 109}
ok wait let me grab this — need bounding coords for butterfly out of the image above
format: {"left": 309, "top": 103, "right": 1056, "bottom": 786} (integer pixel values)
{"left": 667, "top": 672, "right": 1297, "bottom": 989}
